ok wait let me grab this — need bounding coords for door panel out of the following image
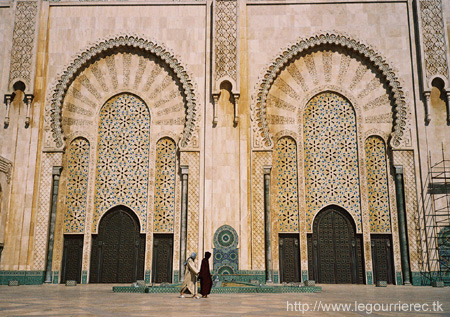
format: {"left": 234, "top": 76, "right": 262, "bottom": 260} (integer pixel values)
{"left": 371, "top": 235, "right": 394, "bottom": 284}
{"left": 310, "top": 207, "right": 363, "bottom": 284}
{"left": 152, "top": 234, "right": 173, "bottom": 283}
{"left": 279, "top": 234, "right": 300, "bottom": 283}
{"left": 90, "top": 207, "right": 144, "bottom": 283}
{"left": 61, "top": 235, "right": 83, "bottom": 283}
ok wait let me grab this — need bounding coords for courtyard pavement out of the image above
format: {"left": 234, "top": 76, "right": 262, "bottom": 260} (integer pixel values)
{"left": 0, "top": 284, "right": 449, "bottom": 316}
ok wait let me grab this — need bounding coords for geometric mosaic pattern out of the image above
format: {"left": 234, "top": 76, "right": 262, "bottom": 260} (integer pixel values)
{"left": 365, "top": 136, "right": 391, "bottom": 233}
{"left": 438, "top": 226, "right": 450, "bottom": 273}
{"left": 154, "top": 138, "right": 176, "bottom": 233}
{"left": 213, "top": 225, "right": 239, "bottom": 274}
{"left": 419, "top": 0, "right": 449, "bottom": 79}
{"left": 93, "top": 93, "right": 150, "bottom": 232}
{"left": 64, "top": 138, "right": 90, "bottom": 233}
{"left": 304, "top": 92, "right": 361, "bottom": 231}
{"left": 215, "top": 0, "right": 238, "bottom": 82}
{"left": 275, "top": 137, "right": 299, "bottom": 232}
{"left": 251, "top": 151, "right": 271, "bottom": 269}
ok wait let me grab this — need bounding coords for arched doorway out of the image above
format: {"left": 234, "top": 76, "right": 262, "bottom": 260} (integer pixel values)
{"left": 308, "top": 206, "right": 364, "bottom": 284}
{"left": 90, "top": 206, "right": 145, "bottom": 283}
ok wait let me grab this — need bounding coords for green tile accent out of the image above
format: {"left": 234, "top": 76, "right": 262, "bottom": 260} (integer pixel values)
{"left": 173, "top": 270, "right": 179, "bottom": 283}
{"left": 82, "top": 271, "right": 88, "bottom": 284}
{"left": 0, "top": 271, "right": 45, "bottom": 285}
{"left": 366, "top": 271, "right": 373, "bottom": 285}
{"left": 411, "top": 272, "right": 422, "bottom": 286}
{"left": 273, "top": 271, "right": 279, "bottom": 284}
{"left": 52, "top": 271, "right": 59, "bottom": 284}
{"left": 145, "top": 270, "right": 151, "bottom": 284}
{"left": 396, "top": 271, "right": 403, "bottom": 285}
{"left": 113, "top": 286, "right": 147, "bottom": 293}
{"left": 302, "top": 270, "right": 308, "bottom": 282}
{"left": 211, "top": 271, "right": 266, "bottom": 284}
{"left": 113, "top": 284, "right": 322, "bottom": 294}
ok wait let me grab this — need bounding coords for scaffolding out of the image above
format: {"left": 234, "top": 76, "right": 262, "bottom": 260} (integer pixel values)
{"left": 419, "top": 147, "right": 450, "bottom": 285}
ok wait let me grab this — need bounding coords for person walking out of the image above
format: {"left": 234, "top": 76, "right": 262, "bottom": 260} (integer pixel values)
{"left": 198, "top": 252, "right": 213, "bottom": 298}
{"left": 179, "top": 252, "right": 199, "bottom": 298}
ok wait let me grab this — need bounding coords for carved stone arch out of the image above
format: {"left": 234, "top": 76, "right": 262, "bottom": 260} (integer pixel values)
{"left": 298, "top": 86, "right": 362, "bottom": 121}
{"left": 252, "top": 32, "right": 408, "bottom": 149}
{"left": 364, "top": 129, "right": 390, "bottom": 145}
{"left": 47, "top": 34, "right": 199, "bottom": 150}
{"left": 273, "top": 130, "right": 298, "bottom": 145}
{"left": 428, "top": 75, "right": 449, "bottom": 91}
{"left": 155, "top": 134, "right": 178, "bottom": 146}
{"left": 66, "top": 133, "right": 94, "bottom": 149}
{"left": 95, "top": 89, "right": 152, "bottom": 118}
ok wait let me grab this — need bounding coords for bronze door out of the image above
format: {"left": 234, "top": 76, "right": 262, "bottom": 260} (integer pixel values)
{"left": 311, "top": 207, "right": 363, "bottom": 284}
{"left": 279, "top": 234, "right": 300, "bottom": 283}
{"left": 61, "top": 235, "right": 83, "bottom": 283}
{"left": 152, "top": 234, "right": 173, "bottom": 283}
{"left": 371, "top": 235, "right": 394, "bottom": 284}
{"left": 90, "top": 206, "right": 144, "bottom": 283}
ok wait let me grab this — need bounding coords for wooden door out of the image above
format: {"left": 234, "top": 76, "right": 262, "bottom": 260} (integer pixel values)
{"left": 90, "top": 207, "right": 144, "bottom": 283}
{"left": 61, "top": 235, "right": 83, "bottom": 283}
{"left": 152, "top": 234, "right": 173, "bottom": 283}
{"left": 279, "top": 234, "right": 300, "bottom": 283}
{"left": 310, "top": 207, "right": 363, "bottom": 284}
{"left": 371, "top": 235, "right": 394, "bottom": 284}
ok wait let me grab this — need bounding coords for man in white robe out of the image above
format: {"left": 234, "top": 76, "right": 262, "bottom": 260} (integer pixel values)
{"left": 179, "top": 252, "right": 199, "bottom": 298}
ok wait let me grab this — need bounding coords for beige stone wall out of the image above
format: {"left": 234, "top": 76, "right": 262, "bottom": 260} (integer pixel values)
{"left": 0, "top": 0, "right": 448, "bottom": 284}
{"left": 46, "top": 4, "right": 206, "bottom": 103}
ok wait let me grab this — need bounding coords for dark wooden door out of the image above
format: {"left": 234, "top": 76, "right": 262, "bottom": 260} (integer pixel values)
{"left": 152, "top": 234, "right": 173, "bottom": 283}
{"left": 371, "top": 235, "right": 394, "bottom": 284}
{"left": 61, "top": 235, "right": 83, "bottom": 283}
{"left": 279, "top": 234, "right": 300, "bottom": 283}
{"left": 90, "top": 207, "right": 145, "bottom": 283}
{"left": 311, "top": 207, "right": 363, "bottom": 284}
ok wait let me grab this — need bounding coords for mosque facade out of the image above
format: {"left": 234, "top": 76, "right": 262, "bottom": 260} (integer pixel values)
{"left": 0, "top": 0, "right": 450, "bottom": 286}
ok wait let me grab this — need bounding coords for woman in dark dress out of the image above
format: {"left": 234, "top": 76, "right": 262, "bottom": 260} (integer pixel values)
{"left": 198, "top": 252, "right": 212, "bottom": 298}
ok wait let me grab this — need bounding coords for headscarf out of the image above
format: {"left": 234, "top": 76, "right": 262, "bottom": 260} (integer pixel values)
{"left": 205, "top": 252, "right": 211, "bottom": 260}
{"left": 183, "top": 252, "right": 197, "bottom": 266}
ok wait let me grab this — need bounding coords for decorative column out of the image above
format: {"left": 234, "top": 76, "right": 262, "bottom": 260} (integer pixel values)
{"left": 423, "top": 91, "right": 431, "bottom": 125}
{"left": 179, "top": 165, "right": 189, "bottom": 281}
{"left": 446, "top": 91, "right": 450, "bottom": 125}
{"left": 3, "top": 95, "right": 12, "bottom": 128}
{"left": 44, "top": 166, "right": 63, "bottom": 283}
{"left": 263, "top": 166, "right": 273, "bottom": 283}
{"left": 24, "top": 94, "right": 34, "bottom": 128}
{"left": 394, "top": 166, "right": 411, "bottom": 285}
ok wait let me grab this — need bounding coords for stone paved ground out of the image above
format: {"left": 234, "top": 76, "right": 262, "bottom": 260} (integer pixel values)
{"left": 0, "top": 284, "right": 449, "bottom": 316}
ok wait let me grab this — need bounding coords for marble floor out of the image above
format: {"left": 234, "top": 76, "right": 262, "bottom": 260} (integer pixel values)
{"left": 0, "top": 284, "right": 449, "bottom": 316}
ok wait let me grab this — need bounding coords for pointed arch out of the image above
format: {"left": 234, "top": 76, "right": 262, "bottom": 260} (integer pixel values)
{"left": 47, "top": 34, "right": 199, "bottom": 149}
{"left": 252, "top": 32, "right": 407, "bottom": 148}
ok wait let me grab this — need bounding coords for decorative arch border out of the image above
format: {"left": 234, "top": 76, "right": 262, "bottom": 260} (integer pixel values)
{"left": 253, "top": 32, "right": 407, "bottom": 148}
{"left": 47, "top": 34, "right": 199, "bottom": 149}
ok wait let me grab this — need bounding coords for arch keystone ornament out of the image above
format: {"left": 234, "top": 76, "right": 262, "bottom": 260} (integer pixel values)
{"left": 47, "top": 34, "right": 199, "bottom": 150}
{"left": 252, "top": 32, "right": 408, "bottom": 149}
